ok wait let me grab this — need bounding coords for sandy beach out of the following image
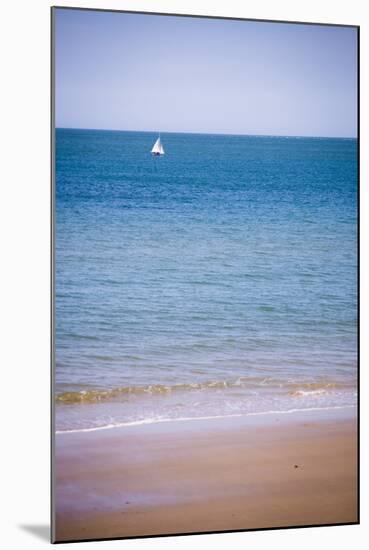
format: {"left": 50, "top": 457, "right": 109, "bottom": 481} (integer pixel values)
{"left": 54, "top": 408, "right": 358, "bottom": 542}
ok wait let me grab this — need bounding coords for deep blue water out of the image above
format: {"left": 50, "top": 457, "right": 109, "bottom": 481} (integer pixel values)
{"left": 55, "top": 129, "right": 357, "bottom": 431}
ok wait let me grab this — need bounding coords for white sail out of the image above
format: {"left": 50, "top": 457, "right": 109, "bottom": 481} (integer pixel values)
{"left": 151, "top": 136, "right": 165, "bottom": 155}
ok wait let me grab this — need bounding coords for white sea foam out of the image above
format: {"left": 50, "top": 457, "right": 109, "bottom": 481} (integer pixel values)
{"left": 292, "top": 389, "right": 327, "bottom": 397}
{"left": 55, "top": 404, "right": 355, "bottom": 435}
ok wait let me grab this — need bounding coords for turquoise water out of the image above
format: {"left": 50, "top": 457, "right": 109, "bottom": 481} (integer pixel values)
{"left": 55, "top": 129, "right": 357, "bottom": 432}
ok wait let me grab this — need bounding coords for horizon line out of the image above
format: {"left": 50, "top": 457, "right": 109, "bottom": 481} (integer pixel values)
{"left": 55, "top": 127, "right": 357, "bottom": 140}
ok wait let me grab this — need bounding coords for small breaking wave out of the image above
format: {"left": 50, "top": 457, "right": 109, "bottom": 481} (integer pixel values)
{"left": 291, "top": 389, "right": 327, "bottom": 397}
{"left": 55, "top": 377, "right": 355, "bottom": 404}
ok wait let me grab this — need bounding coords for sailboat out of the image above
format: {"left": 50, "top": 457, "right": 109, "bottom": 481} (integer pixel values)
{"left": 151, "top": 134, "right": 165, "bottom": 156}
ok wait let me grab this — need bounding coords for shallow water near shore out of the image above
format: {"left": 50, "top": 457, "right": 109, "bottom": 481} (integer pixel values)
{"left": 55, "top": 129, "right": 357, "bottom": 432}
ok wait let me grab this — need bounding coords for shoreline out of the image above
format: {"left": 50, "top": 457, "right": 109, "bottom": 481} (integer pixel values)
{"left": 55, "top": 403, "right": 356, "bottom": 434}
{"left": 54, "top": 407, "right": 358, "bottom": 541}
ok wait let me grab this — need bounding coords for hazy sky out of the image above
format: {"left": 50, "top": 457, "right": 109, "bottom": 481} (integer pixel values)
{"left": 54, "top": 8, "right": 357, "bottom": 137}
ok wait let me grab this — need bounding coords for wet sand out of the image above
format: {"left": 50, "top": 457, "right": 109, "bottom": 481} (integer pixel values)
{"left": 54, "top": 409, "right": 358, "bottom": 542}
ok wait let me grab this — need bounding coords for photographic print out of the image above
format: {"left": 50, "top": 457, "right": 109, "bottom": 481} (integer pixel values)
{"left": 52, "top": 7, "right": 358, "bottom": 543}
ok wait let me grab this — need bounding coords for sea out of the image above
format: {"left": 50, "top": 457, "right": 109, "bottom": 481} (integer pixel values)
{"left": 54, "top": 129, "right": 358, "bottom": 433}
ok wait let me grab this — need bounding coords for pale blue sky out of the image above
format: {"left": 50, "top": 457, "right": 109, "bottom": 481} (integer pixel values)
{"left": 54, "top": 8, "right": 357, "bottom": 137}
